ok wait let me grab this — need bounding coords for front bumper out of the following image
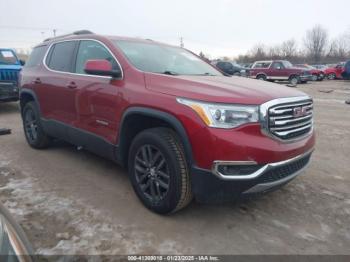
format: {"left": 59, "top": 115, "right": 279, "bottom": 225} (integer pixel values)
{"left": 191, "top": 149, "right": 313, "bottom": 203}
{"left": 0, "top": 82, "right": 19, "bottom": 102}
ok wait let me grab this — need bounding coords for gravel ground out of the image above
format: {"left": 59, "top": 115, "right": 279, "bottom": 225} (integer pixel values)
{"left": 0, "top": 80, "right": 349, "bottom": 256}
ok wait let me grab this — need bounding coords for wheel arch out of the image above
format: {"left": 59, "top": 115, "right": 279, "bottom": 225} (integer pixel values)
{"left": 19, "top": 89, "right": 41, "bottom": 114}
{"left": 117, "top": 107, "right": 194, "bottom": 168}
{"left": 256, "top": 73, "right": 267, "bottom": 79}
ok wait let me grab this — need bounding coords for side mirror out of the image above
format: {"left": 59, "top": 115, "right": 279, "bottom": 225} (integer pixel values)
{"left": 19, "top": 60, "right": 25, "bottom": 66}
{"left": 84, "top": 59, "right": 121, "bottom": 78}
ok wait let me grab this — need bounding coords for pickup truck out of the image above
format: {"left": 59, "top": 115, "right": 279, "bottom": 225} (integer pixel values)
{"left": 249, "top": 60, "right": 313, "bottom": 85}
{"left": 0, "top": 49, "right": 24, "bottom": 102}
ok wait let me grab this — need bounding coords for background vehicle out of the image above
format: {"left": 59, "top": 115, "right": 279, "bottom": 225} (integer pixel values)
{"left": 0, "top": 203, "right": 34, "bottom": 260}
{"left": 294, "top": 64, "right": 325, "bottom": 81}
{"left": 324, "top": 62, "right": 345, "bottom": 80}
{"left": 312, "top": 64, "right": 328, "bottom": 71}
{"left": 214, "top": 61, "right": 247, "bottom": 76}
{"left": 0, "top": 49, "right": 24, "bottom": 102}
{"left": 20, "top": 31, "right": 315, "bottom": 214}
{"left": 341, "top": 60, "right": 350, "bottom": 80}
{"left": 249, "top": 60, "right": 313, "bottom": 85}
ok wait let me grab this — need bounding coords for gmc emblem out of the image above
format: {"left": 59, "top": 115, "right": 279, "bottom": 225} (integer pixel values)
{"left": 293, "top": 106, "right": 308, "bottom": 118}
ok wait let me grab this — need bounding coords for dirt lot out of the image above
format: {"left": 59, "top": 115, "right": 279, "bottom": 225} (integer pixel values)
{"left": 0, "top": 80, "right": 350, "bottom": 256}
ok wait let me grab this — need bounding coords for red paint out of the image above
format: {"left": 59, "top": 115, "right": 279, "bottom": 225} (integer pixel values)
{"left": 85, "top": 59, "right": 112, "bottom": 72}
{"left": 20, "top": 35, "right": 315, "bottom": 170}
{"left": 324, "top": 63, "right": 345, "bottom": 79}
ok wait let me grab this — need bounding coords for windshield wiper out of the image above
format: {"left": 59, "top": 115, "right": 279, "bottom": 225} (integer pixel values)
{"left": 161, "top": 70, "right": 179, "bottom": 75}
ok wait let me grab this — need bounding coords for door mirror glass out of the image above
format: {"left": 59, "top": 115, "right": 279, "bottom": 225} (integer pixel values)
{"left": 84, "top": 59, "right": 121, "bottom": 78}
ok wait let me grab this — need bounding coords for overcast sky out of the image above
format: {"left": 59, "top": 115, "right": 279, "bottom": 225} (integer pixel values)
{"left": 1, "top": 0, "right": 349, "bottom": 58}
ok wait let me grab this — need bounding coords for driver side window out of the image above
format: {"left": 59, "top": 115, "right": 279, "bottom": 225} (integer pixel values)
{"left": 272, "top": 62, "right": 283, "bottom": 69}
{"left": 75, "top": 40, "right": 118, "bottom": 74}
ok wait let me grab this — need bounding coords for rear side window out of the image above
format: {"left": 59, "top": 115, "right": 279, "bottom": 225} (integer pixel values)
{"left": 26, "top": 46, "right": 46, "bottom": 67}
{"left": 46, "top": 41, "right": 77, "bottom": 72}
{"left": 253, "top": 62, "right": 271, "bottom": 69}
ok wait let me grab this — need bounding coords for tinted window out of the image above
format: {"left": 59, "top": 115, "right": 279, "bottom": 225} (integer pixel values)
{"left": 272, "top": 62, "right": 283, "bottom": 69}
{"left": 75, "top": 40, "right": 118, "bottom": 74}
{"left": 26, "top": 46, "right": 46, "bottom": 67}
{"left": 47, "top": 41, "right": 76, "bottom": 72}
{"left": 253, "top": 62, "right": 271, "bottom": 69}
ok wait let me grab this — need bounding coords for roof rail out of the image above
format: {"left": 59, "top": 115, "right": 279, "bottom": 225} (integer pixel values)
{"left": 44, "top": 30, "right": 94, "bottom": 42}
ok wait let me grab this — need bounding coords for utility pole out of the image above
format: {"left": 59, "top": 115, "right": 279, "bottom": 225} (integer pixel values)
{"left": 53, "top": 29, "right": 57, "bottom": 37}
{"left": 180, "top": 37, "right": 184, "bottom": 48}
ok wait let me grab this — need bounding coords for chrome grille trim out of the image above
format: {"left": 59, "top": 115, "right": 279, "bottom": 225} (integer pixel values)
{"left": 260, "top": 96, "right": 314, "bottom": 142}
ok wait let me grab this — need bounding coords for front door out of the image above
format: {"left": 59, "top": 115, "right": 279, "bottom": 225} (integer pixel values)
{"left": 71, "top": 40, "right": 123, "bottom": 144}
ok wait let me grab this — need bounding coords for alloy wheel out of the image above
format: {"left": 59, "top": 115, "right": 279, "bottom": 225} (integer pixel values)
{"left": 24, "top": 108, "right": 38, "bottom": 143}
{"left": 134, "top": 145, "right": 170, "bottom": 202}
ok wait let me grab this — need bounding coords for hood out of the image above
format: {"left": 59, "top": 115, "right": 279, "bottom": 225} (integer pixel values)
{"left": 144, "top": 73, "right": 308, "bottom": 105}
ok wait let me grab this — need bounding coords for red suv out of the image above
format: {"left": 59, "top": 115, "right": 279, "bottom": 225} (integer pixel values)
{"left": 19, "top": 31, "right": 315, "bottom": 214}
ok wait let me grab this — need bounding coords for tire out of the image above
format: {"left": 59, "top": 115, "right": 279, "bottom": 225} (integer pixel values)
{"left": 256, "top": 74, "right": 266, "bottom": 81}
{"left": 312, "top": 74, "right": 318, "bottom": 81}
{"left": 22, "top": 102, "right": 51, "bottom": 149}
{"left": 289, "top": 75, "right": 299, "bottom": 86}
{"left": 233, "top": 72, "right": 241, "bottom": 76}
{"left": 318, "top": 73, "right": 324, "bottom": 81}
{"left": 328, "top": 73, "right": 336, "bottom": 80}
{"left": 128, "top": 128, "right": 193, "bottom": 214}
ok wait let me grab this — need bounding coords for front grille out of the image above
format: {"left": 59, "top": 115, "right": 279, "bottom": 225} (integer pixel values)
{"left": 258, "top": 154, "right": 311, "bottom": 184}
{"left": 267, "top": 99, "right": 313, "bottom": 140}
{"left": 0, "top": 70, "right": 19, "bottom": 82}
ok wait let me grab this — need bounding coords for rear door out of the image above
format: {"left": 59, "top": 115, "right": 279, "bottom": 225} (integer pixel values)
{"left": 39, "top": 41, "right": 78, "bottom": 125}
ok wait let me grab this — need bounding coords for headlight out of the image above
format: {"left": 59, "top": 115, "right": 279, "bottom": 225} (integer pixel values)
{"left": 177, "top": 98, "right": 259, "bottom": 129}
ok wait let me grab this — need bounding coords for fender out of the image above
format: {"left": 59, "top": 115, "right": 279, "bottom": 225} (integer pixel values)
{"left": 118, "top": 107, "right": 195, "bottom": 167}
{"left": 19, "top": 88, "right": 41, "bottom": 115}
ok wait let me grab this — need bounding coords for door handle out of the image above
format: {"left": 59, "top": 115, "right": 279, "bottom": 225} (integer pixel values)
{"left": 67, "top": 82, "right": 77, "bottom": 89}
{"left": 32, "top": 78, "right": 41, "bottom": 84}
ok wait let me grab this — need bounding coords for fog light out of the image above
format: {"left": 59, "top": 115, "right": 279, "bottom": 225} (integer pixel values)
{"left": 218, "top": 165, "right": 263, "bottom": 176}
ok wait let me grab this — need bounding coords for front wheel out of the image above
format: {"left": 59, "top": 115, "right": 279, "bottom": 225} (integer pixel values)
{"left": 328, "top": 73, "right": 336, "bottom": 80}
{"left": 289, "top": 75, "right": 299, "bottom": 86}
{"left": 128, "top": 128, "right": 193, "bottom": 214}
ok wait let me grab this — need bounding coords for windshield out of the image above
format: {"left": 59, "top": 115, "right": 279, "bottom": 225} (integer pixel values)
{"left": 0, "top": 50, "right": 19, "bottom": 65}
{"left": 113, "top": 40, "right": 221, "bottom": 76}
{"left": 281, "top": 61, "right": 293, "bottom": 68}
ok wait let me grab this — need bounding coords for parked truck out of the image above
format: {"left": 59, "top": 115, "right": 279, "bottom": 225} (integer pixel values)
{"left": 0, "top": 49, "right": 24, "bottom": 102}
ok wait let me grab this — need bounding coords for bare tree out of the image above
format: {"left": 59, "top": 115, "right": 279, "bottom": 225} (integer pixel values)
{"left": 268, "top": 45, "right": 281, "bottom": 59}
{"left": 303, "top": 25, "right": 328, "bottom": 63}
{"left": 249, "top": 44, "right": 267, "bottom": 60}
{"left": 280, "top": 39, "right": 297, "bottom": 58}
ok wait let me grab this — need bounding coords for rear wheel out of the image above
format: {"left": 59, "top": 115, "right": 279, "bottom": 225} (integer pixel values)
{"left": 256, "top": 74, "right": 266, "bottom": 81}
{"left": 312, "top": 74, "right": 318, "bottom": 81}
{"left": 128, "top": 128, "right": 192, "bottom": 214}
{"left": 22, "top": 102, "right": 51, "bottom": 149}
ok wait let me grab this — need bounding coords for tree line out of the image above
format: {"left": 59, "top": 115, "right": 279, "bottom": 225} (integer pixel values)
{"left": 234, "top": 25, "right": 350, "bottom": 65}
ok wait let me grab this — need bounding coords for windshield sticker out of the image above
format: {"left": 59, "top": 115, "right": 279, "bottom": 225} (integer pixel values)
{"left": 1, "top": 51, "right": 15, "bottom": 58}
